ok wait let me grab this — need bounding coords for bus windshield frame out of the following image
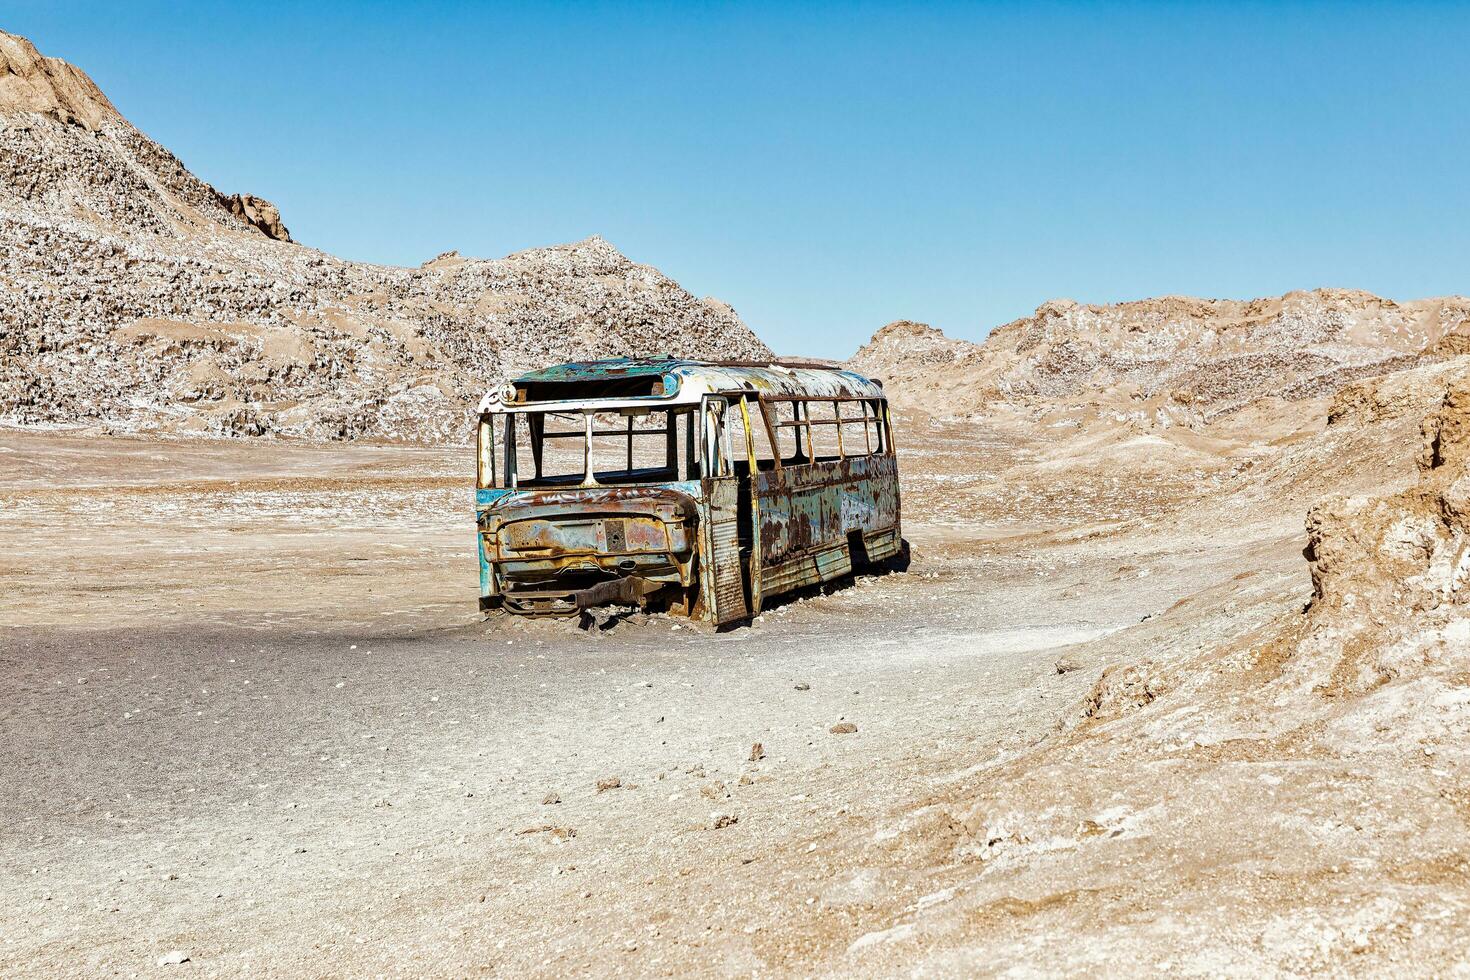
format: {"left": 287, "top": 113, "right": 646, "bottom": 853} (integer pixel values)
{"left": 477, "top": 405, "right": 704, "bottom": 490}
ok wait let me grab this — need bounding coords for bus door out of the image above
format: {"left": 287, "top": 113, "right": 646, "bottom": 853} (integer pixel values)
{"left": 699, "top": 396, "right": 749, "bottom": 625}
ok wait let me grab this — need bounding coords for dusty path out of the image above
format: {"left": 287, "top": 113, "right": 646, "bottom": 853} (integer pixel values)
{"left": 1, "top": 610, "right": 1104, "bottom": 975}
{"left": 0, "top": 424, "right": 1285, "bottom": 975}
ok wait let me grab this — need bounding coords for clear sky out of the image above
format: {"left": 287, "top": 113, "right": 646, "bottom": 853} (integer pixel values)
{"left": 10, "top": 1, "right": 1470, "bottom": 356}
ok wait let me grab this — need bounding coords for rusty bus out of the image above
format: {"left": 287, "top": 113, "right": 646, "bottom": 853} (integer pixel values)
{"left": 474, "top": 357, "right": 902, "bottom": 625}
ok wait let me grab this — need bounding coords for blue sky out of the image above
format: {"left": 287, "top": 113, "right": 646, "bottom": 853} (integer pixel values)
{"left": 10, "top": 1, "right": 1470, "bottom": 355}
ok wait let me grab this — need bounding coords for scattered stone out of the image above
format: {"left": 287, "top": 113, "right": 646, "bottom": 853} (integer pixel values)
{"left": 795, "top": 683, "right": 811, "bottom": 691}
{"left": 1055, "top": 654, "right": 1081, "bottom": 675}
{"left": 830, "top": 722, "right": 858, "bottom": 735}
{"left": 700, "top": 780, "right": 729, "bottom": 801}
{"left": 542, "top": 792, "right": 561, "bottom": 805}
{"left": 596, "top": 776, "right": 622, "bottom": 793}
{"left": 749, "top": 742, "right": 765, "bottom": 762}
{"left": 710, "top": 812, "right": 739, "bottom": 830}
{"left": 157, "top": 950, "right": 190, "bottom": 966}
{"left": 738, "top": 774, "right": 754, "bottom": 786}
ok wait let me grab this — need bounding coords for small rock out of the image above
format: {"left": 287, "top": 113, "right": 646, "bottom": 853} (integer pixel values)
{"left": 710, "top": 812, "right": 738, "bottom": 830}
{"left": 158, "top": 950, "right": 190, "bottom": 966}
{"left": 794, "top": 683, "right": 810, "bottom": 691}
{"left": 700, "top": 780, "right": 729, "bottom": 801}
{"left": 749, "top": 742, "right": 765, "bottom": 762}
{"left": 1055, "top": 654, "right": 1081, "bottom": 674}
{"left": 596, "top": 776, "right": 622, "bottom": 793}
{"left": 542, "top": 791, "right": 561, "bottom": 805}
{"left": 830, "top": 722, "right": 858, "bottom": 735}
{"left": 515, "top": 824, "right": 577, "bottom": 840}
{"left": 738, "top": 774, "right": 754, "bottom": 786}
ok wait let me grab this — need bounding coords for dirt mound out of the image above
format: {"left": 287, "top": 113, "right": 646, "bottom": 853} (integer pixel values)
{"left": 846, "top": 320, "right": 993, "bottom": 418}
{"left": 825, "top": 366, "right": 1470, "bottom": 973}
{"left": 1298, "top": 375, "right": 1470, "bottom": 697}
{"left": 1069, "top": 365, "right": 1470, "bottom": 732}
{"left": 0, "top": 30, "right": 771, "bottom": 442}
{"left": 851, "top": 290, "right": 1470, "bottom": 429}
{"left": 847, "top": 320, "right": 973, "bottom": 373}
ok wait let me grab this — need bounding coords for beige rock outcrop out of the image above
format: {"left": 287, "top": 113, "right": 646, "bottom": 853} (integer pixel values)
{"left": 1304, "top": 375, "right": 1470, "bottom": 648}
{"left": 220, "top": 192, "right": 292, "bottom": 242}
{"left": 0, "top": 31, "right": 117, "bottom": 130}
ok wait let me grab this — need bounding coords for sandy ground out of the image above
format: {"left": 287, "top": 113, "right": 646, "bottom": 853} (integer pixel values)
{"left": 0, "top": 419, "right": 1317, "bottom": 976}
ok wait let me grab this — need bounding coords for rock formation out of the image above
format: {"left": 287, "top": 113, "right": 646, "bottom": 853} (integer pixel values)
{"left": 851, "top": 291, "right": 1470, "bottom": 426}
{"left": 1300, "top": 373, "right": 1470, "bottom": 695}
{"left": 0, "top": 29, "right": 117, "bottom": 130}
{"left": 0, "top": 29, "right": 771, "bottom": 442}
{"left": 219, "top": 192, "right": 291, "bottom": 242}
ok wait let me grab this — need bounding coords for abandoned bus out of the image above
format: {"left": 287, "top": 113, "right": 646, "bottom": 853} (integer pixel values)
{"left": 474, "top": 358, "right": 902, "bottom": 624}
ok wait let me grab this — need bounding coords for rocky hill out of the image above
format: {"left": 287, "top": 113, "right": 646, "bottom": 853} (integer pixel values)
{"left": 0, "top": 30, "right": 770, "bottom": 442}
{"left": 852, "top": 291, "right": 1470, "bottom": 427}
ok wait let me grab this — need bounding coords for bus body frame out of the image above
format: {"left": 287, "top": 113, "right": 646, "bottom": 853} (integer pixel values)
{"left": 475, "top": 357, "right": 902, "bottom": 624}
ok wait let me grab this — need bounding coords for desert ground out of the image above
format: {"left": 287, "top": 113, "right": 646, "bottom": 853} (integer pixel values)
{"left": 0, "top": 414, "right": 1249, "bottom": 976}
{"left": 8, "top": 20, "right": 1470, "bottom": 978}
{"left": 9, "top": 367, "right": 1469, "bottom": 977}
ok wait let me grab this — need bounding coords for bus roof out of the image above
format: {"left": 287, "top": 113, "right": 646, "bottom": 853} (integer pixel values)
{"left": 479, "top": 357, "right": 885, "bottom": 413}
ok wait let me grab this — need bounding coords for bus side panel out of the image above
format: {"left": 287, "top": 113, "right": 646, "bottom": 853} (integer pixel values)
{"left": 753, "top": 453, "right": 900, "bottom": 600}
{"left": 857, "top": 452, "right": 903, "bottom": 566}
